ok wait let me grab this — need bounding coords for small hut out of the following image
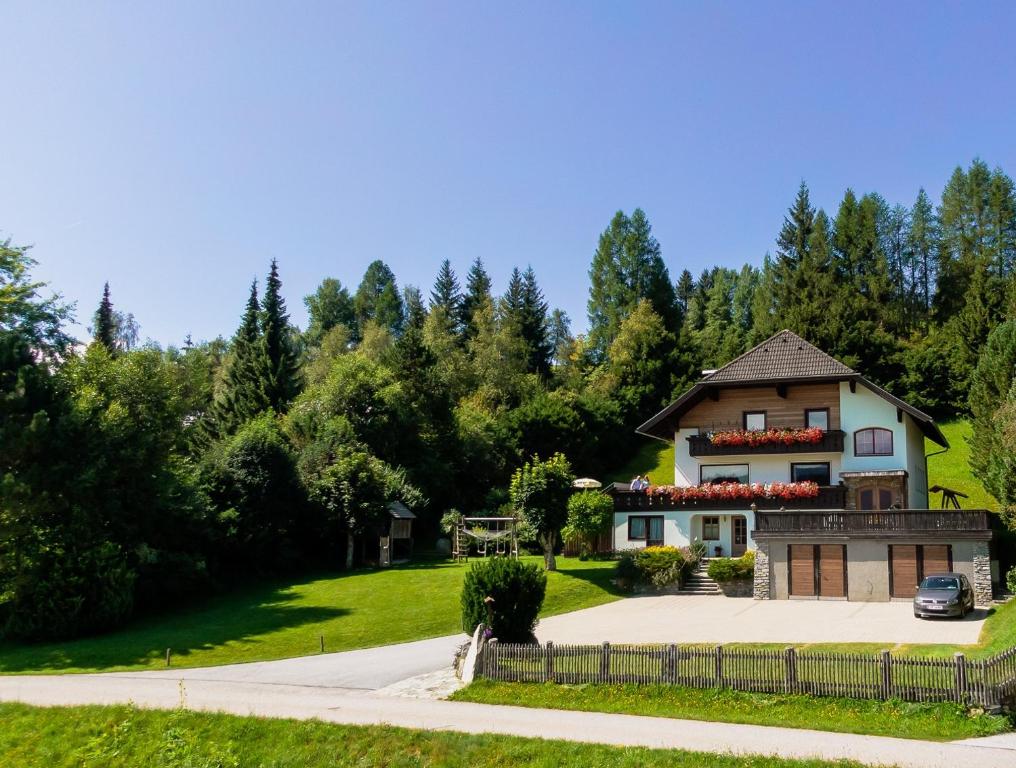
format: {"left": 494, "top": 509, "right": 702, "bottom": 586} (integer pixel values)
{"left": 380, "top": 501, "right": 416, "bottom": 567}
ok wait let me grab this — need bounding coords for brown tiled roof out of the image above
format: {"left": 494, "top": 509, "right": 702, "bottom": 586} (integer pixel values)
{"left": 703, "top": 330, "right": 855, "bottom": 383}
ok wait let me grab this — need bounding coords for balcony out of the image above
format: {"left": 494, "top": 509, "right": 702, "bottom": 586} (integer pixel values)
{"left": 688, "top": 429, "right": 845, "bottom": 457}
{"left": 610, "top": 484, "right": 848, "bottom": 512}
{"left": 753, "top": 509, "right": 996, "bottom": 540}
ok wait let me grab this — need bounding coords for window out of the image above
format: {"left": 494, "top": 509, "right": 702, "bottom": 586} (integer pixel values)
{"left": 854, "top": 428, "right": 893, "bottom": 456}
{"left": 701, "top": 464, "right": 749, "bottom": 484}
{"left": 805, "top": 408, "right": 829, "bottom": 430}
{"left": 791, "top": 462, "right": 830, "bottom": 485}
{"left": 628, "top": 516, "right": 663, "bottom": 544}
{"left": 859, "top": 487, "right": 894, "bottom": 510}
{"left": 744, "top": 411, "right": 766, "bottom": 430}
{"left": 702, "top": 516, "right": 720, "bottom": 541}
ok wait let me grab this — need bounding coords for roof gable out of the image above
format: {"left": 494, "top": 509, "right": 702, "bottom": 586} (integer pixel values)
{"left": 703, "top": 330, "right": 855, "bottom": 383}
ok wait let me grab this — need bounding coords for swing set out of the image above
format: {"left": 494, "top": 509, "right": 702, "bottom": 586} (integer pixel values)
{"left": 452, "top": 517, "right": 519, "bottom": 561}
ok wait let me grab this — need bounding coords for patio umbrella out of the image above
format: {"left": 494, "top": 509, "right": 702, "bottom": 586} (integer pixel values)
{"left": 572, "top": 477, "right": 602, "bottom": 489}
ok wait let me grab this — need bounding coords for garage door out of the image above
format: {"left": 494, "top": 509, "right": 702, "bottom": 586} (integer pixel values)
{"left": 922, "top": 545, "right": 952, "bottom": 576}
{"left": 890, "top": 545, "right": 919, "bottom": 598}
{"left": 789, "top": 545, "right": 815, "bottom": 597}
{"left": 819, "top": 545, "right": 846, "bottom": 598}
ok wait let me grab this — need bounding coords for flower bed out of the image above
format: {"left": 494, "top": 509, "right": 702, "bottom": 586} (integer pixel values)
{"left": 647, "top": 481, "right": 819, "bottom": 503}
{"left": 708, "top": 426, "right": 824, "bottom": 448}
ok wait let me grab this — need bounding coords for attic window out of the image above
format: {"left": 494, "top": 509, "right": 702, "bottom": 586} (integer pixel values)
{"left": 855, "top": 428, "right": 893, "bottom": 457}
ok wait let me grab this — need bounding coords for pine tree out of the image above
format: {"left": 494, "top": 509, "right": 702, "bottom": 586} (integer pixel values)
{"left": 430, "top": 259, "right": 463, "bottom": 335}
{"left": 354, "top": 260, "right": 405, "bottom": 337}
{"left": 93, "top": 282, "right": 117, "bottom": 353}
{"left": 520, "top": 266, "right": 552, "bottom": 376}
{"left": 403, "top": 285, "right": 427, "bottom": 331}
{"left": 587, "top": 208, "right": 678, "bottom": 358}
{"left": 261, "top": 259, "right": 301, "bottom": 411}
{"left": 908, "top": 188, "right": 939, "bottom": 321}
{"left": 675, "top": 269, "right": 695, "bottom": 316}
{"left": 776, "top": 181, "right": 815, "bottom": 267}
{"left": 461, "top": 257, "right": 493, "bottom": 338}
{"left": 548, "top": 309, "right": 573, "bottom": 367}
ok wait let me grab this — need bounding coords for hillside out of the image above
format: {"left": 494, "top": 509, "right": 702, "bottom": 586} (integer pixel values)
{"left": 605, "top": 419, "right": 994, "bottom": 511}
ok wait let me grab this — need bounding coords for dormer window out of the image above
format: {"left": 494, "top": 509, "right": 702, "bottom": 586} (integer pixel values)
{"left": 854, "top": 428, "right": 893, "bottom": 456}
{"left": 744, "top": 411, "right": 766, "bottom": 431}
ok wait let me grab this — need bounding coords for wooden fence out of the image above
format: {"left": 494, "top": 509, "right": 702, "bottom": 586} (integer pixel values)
{"left": 479, "top": 640, "right": 1016, "bottom": 709}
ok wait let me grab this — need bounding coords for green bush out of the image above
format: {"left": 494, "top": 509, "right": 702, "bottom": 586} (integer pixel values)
{"left": 1006, "top": 565, "right": 1016, "bottom": 595}
{"left": 614, "top": 546, "right": 686, "bottom": 589}
{"left": 461, "top": 557, "right": 547, "bottom": 643}
{"left": 614, "top": 552, "right": 640, "bottom": 591}
{"left": 707, "top": 551, "right": 757, "bottom": 583}
{"left": 562, "top": 491, "right": 614, "bottom": 556}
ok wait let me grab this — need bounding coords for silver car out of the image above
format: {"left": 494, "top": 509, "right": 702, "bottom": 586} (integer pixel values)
{"left": 913, "top": 573, "right": 975, "bottom": 619}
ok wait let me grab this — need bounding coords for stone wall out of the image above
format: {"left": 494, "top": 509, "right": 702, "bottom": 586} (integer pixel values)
{"left": 972, "top": 541, "right": 993, "bottom": 605}
{"left": 753, "top": 541, "right": 771, "bottom": 599}
{"left": 841, "top": 473, "right": 907, "bottom": 510}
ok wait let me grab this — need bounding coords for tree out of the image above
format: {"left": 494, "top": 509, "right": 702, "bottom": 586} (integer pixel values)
{"left": 354, "top": 260, "right": 404, "bottom": 337}
{"left": 260, "top": 259, "right": 301, "bottom": 411}
{"left": 547, "top": 308, "right": 573, "bottom": 367}
{"left": 563, "top": 491, "right": 614, "bottom": 556}
{"left": 304, "top": 278, "right": 356, "bottom": 347}
{"left": 430, "top": 259, "right": 462, "bottom": 335}
{"left": 968, "top": 319, "right": 1016, "bottom": 487}
{"left": 403, "top": 284, "right": 427, "bottom": 331}
{"left": 203, "top": 281, "right": 270, "bottom": 439}
{"left": 93, "top": 282, "right": 117, "bottom": 352}
{"left": 461, "top": 257, "right": 493, "bottom": 338}
{"left": 675, "top": 269, "right": 695, "bottom": 316}
{"left": 908, "top": 188, "right": 939, "bottom": 322}
{"left": 509, "top": 453, "right": 573, "bottom": 570}
{"left": 587, "top": 208, "right": 679, "bottom": 357}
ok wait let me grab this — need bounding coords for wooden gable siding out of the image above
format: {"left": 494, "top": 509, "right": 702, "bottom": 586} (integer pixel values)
{"left": 679, "top": 383, "right": 840, "bottom": 431}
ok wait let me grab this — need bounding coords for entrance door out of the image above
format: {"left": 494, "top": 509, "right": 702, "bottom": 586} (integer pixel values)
{"left": 818, "top": 545, "right": 846, "bottom": 598}
{"left": 859, "top": 487, "right": 895, "bottom": 510}
{"left": 889, "top": 545, "right": 919, "bottom": 598}
{"left": 789, "top": 545, "right": 816, "bottom": 597}
{"left": 731, "top": 516, "right": 748, "bottom": 557}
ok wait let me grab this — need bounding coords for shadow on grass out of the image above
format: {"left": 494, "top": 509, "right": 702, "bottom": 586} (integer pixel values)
{"left": 551, "top": 560, "right": 624, "bottom": 597}
{"left": 0, "top": 579, "right": 351, "bottom": 674}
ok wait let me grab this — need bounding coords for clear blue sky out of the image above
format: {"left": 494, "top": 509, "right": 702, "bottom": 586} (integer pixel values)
{"left": 3, "top": 2, "right": 1016, "bottom": 345}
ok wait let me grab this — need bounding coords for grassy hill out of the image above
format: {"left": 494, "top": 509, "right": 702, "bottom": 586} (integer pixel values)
{"left": 605, "top": 419, "right": 994, "bottom": 511}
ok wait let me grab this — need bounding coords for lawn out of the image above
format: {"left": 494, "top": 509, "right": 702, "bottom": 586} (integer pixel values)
{"left": 606, "top": 439, "right": 673, "bottom": 485}
{"left": 452, "top": 680, "right": 1012, "bottom": 742}
{"left": 926, "top": 419, "right": 997, "bottom": 510}
{"left": 0, "top": 556, "right": 620, "bottom": 674}
{"left": 0, "top": 703, "right": 873, "bottom": 768}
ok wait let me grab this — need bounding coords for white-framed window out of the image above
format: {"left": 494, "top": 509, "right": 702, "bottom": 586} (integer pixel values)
{"left": 700, "top": 464, "right": 749, "bottom": 484}
{"left": 805, "top": 408, "right": 829, "bottom": 430}
{"left": 744, "top": 411, "right": 766, "bottom": 430}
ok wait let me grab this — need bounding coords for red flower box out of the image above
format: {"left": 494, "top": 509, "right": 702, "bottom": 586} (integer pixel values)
{"left": 708, "top": 427, "right": 824, "bottom": 448}
{"left": 645, "top": 481, "right": 820, "bottom": 503}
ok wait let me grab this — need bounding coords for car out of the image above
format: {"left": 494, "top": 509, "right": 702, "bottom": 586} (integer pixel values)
{"left": 913, "top": 573, "right": 975, "bottom": 619}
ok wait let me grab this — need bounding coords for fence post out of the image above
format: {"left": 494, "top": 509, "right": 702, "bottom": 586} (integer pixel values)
{"left": 667, "top": 644, "right": 678, "bottom": 685}
{"left": 784, "top": 647, "right": 797, "bottom": 695}
{"left": 880, "top": 650, "right": 892, "bottom": 701}
{"left": 486, "top": 638, "right": 497, "bottom": 679}
{"left": 600, "top": 641, "right": 610, "bottom": 683}
{"left": 715, "top": 645, "right": 724, "bottom": 687}
{"left": 545, "top": 641, "right": 554, "bottom": 682}
{"left": 953, "top": 652, "right": 968, "bottom": 705}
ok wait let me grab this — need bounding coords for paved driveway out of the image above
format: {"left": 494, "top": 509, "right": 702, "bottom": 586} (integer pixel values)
{"left": 536, "top": 594, "right": 987, "bottom": 645}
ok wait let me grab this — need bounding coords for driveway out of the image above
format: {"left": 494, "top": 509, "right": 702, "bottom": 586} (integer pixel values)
{"left": 536, "top": 594, "right": 987, "bottom": 645}
{"left": 105, "top": 634, "right": 467, "bottom": 692}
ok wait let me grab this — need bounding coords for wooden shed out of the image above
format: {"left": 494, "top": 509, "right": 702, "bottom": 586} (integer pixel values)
{"left": 380, "top": 501, "right": 416, "bottom": 566}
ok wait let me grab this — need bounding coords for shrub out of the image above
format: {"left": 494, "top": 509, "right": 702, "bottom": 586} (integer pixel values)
{"left": 708, "top": 551, "right": 757, "bottom": 583}
{"left": 1007, "top": 565, "right": 1016, "bottom": 595}
{"left": 615, "top": 552, "right": 640, "bottom": 591}
{"left": 689, "top": 540, "right": 707, "bottom": 562}
{"left": 461, "top": 557, "right": 547, "bottom": 643}
{"left": 635, "top": 546, "right": 686, "bottom": 588}
{"left": 562, "top": 491, "right": 614, "bottom": 557}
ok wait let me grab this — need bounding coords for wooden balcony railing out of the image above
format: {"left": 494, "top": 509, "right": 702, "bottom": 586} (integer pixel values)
{"left": 753, "top": 509, "right": 994, "bottom": 538}
{"left": 610, "top": 485, "right": 848, "bottom": 512}
{"left": 687, "top": 430, "right": 845, "bottom": 457}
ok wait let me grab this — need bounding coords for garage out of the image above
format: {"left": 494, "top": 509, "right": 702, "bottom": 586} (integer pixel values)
{"left": 890, "top": 544, "right": 953, "bottom": 598}
{"left": 789, "top": 544, "right": 847, "bottom": 598}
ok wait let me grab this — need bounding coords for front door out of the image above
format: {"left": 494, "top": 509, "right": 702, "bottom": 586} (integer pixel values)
{"left": 731, "top": 516, "right": 747, "bottom": 557}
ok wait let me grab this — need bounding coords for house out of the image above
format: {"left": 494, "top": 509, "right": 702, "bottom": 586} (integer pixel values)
{"left": 608, "top": 330, "right": 1000, "bottom": 604}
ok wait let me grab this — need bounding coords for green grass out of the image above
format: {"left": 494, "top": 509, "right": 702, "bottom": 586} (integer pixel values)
{"left": 0, "top": 556, "right": 620, "bottom": 675}
{"left": 0, "top": 703, "right": 870, "bottom": 768}
{"left": 453, "top": 680, "right": 1012, "bottom": 742}
{"left": 606, "top": 439, "right": 674, "bottom": 485}
{"left": 926, "top": 419, "right": 997, "bottom": 510}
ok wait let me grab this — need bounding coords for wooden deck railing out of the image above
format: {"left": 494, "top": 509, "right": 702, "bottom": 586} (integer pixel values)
{"left": 688, "top": 430, "right": 845, "bottom": 457}
{"left": 611, "top": 485, "right": 848, "bottom": 512}
{"left": 753, "top": 509, "right": 993, "bottom": 537}
{"left": 480, "top": 641, "right": 1016, "bottom": 709}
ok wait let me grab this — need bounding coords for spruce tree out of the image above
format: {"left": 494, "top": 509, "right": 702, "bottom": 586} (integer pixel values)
{"left": 908, "top": 188, "right": 939, "bottom": 321}
{"left": 519, "top": 267, "right": 552, "bottom": 376}
{"left": 93, "top": 282, "right": 117, "bottom": 353}
{"left": 403, "top": 285, "right": 427, "bottom": 331}
{"left": 461, "top": 257, "right": 493, "bottom": 338}
{"left": 430, "top": 259, "right": 463, "bottom": 335}
{"left": 776, "top": 181, "right": 815, "bottom": 267}
{"left": 587, "top": 208, "right": 678, "bottom": 358}
{"left": 261, "top": 259, "right": 301, "bottom": 411}
{"left": 675, "top": 269, "right": 695, "bottom": 315}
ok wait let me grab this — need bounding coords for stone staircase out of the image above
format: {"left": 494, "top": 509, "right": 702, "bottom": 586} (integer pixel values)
{"left": 680, "top": 558, "right": 721, "bottom": 595}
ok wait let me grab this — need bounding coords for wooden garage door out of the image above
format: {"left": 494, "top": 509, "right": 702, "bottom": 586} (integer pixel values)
{"left": 922, "top": 545, "right": 952, "bottom": 576}
{"left": 789, "top": 545, "right": 815, "bottom": 597}
{"left": 819, "top": 545, "right": 846, "bottom": 598}
{"left": 890, "top": 545, "right": 919, "bottom": 598}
